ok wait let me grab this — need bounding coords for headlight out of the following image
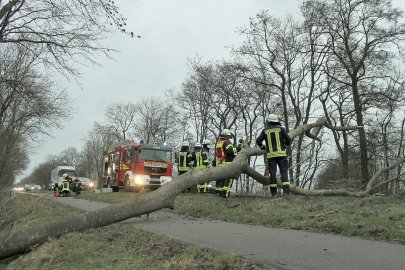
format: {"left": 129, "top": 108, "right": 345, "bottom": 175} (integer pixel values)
{"left": 89, "top": 182, "right": 94, "bottom": 187}
{"left": 135, "top": 175, "right": 144, "bottom": 185}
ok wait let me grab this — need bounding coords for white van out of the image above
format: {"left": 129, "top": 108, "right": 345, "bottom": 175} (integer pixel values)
{"left": 49, "top": 166, "right": 76, "bottom": 190}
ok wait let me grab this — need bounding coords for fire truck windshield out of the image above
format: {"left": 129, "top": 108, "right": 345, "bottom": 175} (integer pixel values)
{"left": 139, "top": 149, "right": 171, "bottom": 162}
{"left": 58, "top": 170, "right": 76, "bottom": 177}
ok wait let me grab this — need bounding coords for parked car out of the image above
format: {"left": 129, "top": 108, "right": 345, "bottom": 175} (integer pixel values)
{"left": 24, "top": 184, "right": 42, "bottom": 191}
{"left": 78, "top": 177, "right": 95, "bottom": 190}
{"left": 12, "top": 186, "right": 25, "bottom": 192}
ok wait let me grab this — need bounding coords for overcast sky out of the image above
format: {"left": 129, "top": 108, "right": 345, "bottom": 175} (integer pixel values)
{"left": 20, "top": 0, "right": 405, "bottom": 180}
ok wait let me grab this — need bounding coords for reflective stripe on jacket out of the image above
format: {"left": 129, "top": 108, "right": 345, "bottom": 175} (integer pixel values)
{"left": 193, "top": 150, "right": 204, "bottom": 170}
{"left": 256, "top": 123, "right": 291, "bottom": 159}
{"left": 201, "top": 148, "right": 210, "bottom": 167}
{"left": 178, "top": 151, "right": 190, "bottom": 172}
{"left": 61, "top": 181, "right": 70, "bottom": 192}
{"left": 216, "top": 138, "right": 236, "bottom": 167}
{"left": 265, "top": 127, "right": 287, "bottom": 158}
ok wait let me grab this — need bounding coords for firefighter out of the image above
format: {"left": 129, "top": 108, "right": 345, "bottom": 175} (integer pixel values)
{"left": 256, "top": 114, "right": 292, "bottom": 196}
{"left": 191, "top": 142, "right": 203, "bottom": 193}
{"left": 59, "top": 173, "right": 72, "bottom": 197}
{"left": 215, "top": 129, "right": 237, "bottom": 198}
{"left": 177, "top": 141, "right": 192, "bottom": 192}
{"left": 191, "top": 142, "right": 203, "bottom": 169}
{"left": 177, "top": 141, "right": 192, "bottom": 174}
{"left": 197, "top": 139, "right": 211, "bottom": 193}
{"left": 71, "top": 177, "right": 83, "bottom": 195}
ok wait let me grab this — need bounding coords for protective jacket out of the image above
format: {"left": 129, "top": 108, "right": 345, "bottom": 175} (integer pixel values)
{"left": 177, "top": 146, "right": 192, "bottom": 172}
{"left": 59, "top": 180, "right": 71, "bottom": 192}
{"left": 71, "top": 178, "right": 83, "bottom": 193}
{"left": 215, "top": 137, "right": 236, "bottom": 166}
{"left": 192, "top": 147, "right": 204, "bottom": 170}
{"left": 256, "top": 122, "right": 291, "bottom": 158}
{"left": 201, "top": 147, "right": 210, "bottom": 167}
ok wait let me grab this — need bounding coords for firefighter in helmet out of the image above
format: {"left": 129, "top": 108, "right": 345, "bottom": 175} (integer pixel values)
{"left": 215, "top": 129, "right": 237, "bottom": 198}
{"left": 256, "top": 114, "right": 292, "bottom": 196}
{"left": 177, "top": 141, "right": 192, "bottom": 191}
{"left": 190, "top": 142, "right": 204, "bottom": 193}
{"left": 71, "top": 177, "right": 83, "bottom": 195}
{"left": 197, "top": 139, "right": 211, "bottom": 193}
{"left": 59, "top": 173, "right": 72, "bottom": 197}
{"left": 177, "top": 141, "right": 192, "bottom": 175}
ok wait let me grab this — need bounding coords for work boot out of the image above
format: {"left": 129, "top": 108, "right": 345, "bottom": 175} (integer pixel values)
{"left": 270, "top": 187, "right": 277, "bottom": 197}
{"left": 282, "top": 185, "right": 290, "bottom": 195}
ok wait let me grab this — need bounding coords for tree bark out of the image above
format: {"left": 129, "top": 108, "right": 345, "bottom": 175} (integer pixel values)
{"left": 0, "top": 117, "right": 402, "bottom": 259}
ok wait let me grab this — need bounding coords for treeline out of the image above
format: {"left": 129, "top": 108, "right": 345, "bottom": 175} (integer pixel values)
{"left": 6, "top": 0, "right": 405, "bottom": 194}
{"left": 0, "top": 0, "right": 130, "bottom": 189}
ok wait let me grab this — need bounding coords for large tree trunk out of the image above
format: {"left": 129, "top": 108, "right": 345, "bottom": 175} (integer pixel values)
{"left": 1, "top": 118, "right": 403, "bottom": 259}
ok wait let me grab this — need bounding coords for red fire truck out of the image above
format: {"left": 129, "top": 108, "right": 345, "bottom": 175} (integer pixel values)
{"left": 102, "top": 141, "right": 173, "bottom": 192}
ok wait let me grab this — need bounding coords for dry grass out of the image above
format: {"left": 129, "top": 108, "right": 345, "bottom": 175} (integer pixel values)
{"left": 79, "top": 191, "right": 405, "bottom": 243}
{"left": 2, "top": 192, "right": 269, "bottom": 270}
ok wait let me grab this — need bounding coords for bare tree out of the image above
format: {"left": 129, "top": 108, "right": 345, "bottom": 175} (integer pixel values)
{"left": 76, "top": 122, "right": 118, "bottom": 186}
{"left": 19, "top": 159, "right": 58, "bottom": 188}
{"left": 302, "top": 0, "right": 405, "bottom": 184}
{"left": 0, "top": 0, "right": 130, "bottom": 75}
{"left": 0, "top": 44, "right": 67, "bottom": 187}
{"left": 235, "top": 12, "right": 321, "bottom": 187}
{"left": 104, "top": 101, "right": 137, "bottom": 141}
{"left": 174, "top": 58, "right": 216, "bottom": 142}
{"left": 133, "top": 97, "right": 180, "bottom": 144}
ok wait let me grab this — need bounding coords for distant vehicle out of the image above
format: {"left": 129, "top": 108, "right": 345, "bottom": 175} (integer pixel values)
{"left": 77, "top": 177, "right": 95, "bottom": 190}
{"left": 25, "top": 184, "right": 42, "bottom": 191}
{"left": 12, "top": 186, "right": 24, "bottom": 192}
{"left": 49, "top": 166, "right": 76, "bottom": 190}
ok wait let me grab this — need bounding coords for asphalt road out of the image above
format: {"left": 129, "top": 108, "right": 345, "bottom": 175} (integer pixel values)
{"left": 41, "top": 193, "right": 405, "bottom": 270}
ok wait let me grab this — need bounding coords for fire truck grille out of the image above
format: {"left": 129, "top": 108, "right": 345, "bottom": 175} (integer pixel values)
{"left": 145, "top": 167, "right": 167, "bottom": 174}
{"left": 149, "top": 180, "right": 161, "bottom": 185}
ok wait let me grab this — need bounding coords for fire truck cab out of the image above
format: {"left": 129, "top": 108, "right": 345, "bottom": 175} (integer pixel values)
{"left": 102, "top": 141, "right": 173, "bottom": 192}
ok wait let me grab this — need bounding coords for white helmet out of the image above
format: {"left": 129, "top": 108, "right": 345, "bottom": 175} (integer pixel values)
{"left": 202, "top": 139, "right": 211, "bottom": 145}
{"left": 195, "top": 142, "right": 202, "bottom": 148}
{"left": 181, "top": 141, "right": 189, "bottom": 147}
{"left": 220, "top": 129, "right": 231, "bottom": 137}
{"left": 266, "top": 114, "right": 279, "bottom": 123}
{"left": 62, "top": 173, "right": 68, "bottom": 179}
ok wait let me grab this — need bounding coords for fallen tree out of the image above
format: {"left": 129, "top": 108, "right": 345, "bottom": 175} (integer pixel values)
{"left": 1, "top": 117, "right": 403, "bottom": 259}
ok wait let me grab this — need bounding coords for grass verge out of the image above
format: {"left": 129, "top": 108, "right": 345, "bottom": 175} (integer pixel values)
{"left": 1, "top": 192, "right": 267, "bottom": 270}
{"left": 78, "top": 191, "right": 405, "bottom": 244}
